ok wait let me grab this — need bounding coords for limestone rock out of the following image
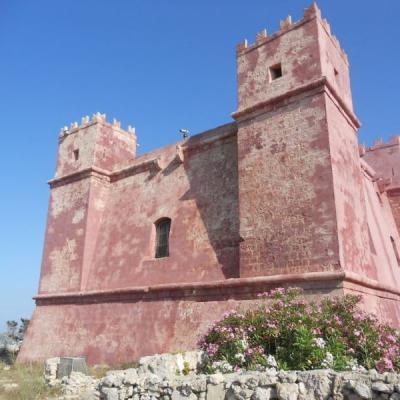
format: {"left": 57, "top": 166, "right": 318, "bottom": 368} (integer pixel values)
{"left": 206, "top": 382, "right": 225, "bottom": 400}
{"left": 276, "top": 382, "right": 299, "bottom": 400}
{"left": 45, "top": 357, "right": 61, "bottom": 386}
{"left": 138, "top": 351, "right": 202, "bottom": 378}
{"left": 297, "top": 370, "right": 332, "bottom": 400}
{"left": 348, "top": 381, "right": 372, "bottom": 399}
{"left": 252, "top": 387, "right": 276, "bottom": 400}
{"left": 102, "top": 371, "right": 124, "bottom": 388}
{"left": 372, "top": 381, "right": 394, "bottom": 394}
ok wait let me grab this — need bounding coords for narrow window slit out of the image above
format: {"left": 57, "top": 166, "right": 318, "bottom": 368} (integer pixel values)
{"left": 73, "top": 149, "right": 79, "bottom": 161}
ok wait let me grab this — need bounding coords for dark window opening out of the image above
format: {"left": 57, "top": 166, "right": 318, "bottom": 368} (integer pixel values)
{"left": 334, "top": 68, "right": 339, "bottom": 77}
{"left": 391, "top": 236, "right": 400, "bottom": 265}
{"left": 269, "top": 63, "right": 282, "bottom": 81}
{"left": 155, "top": 218, "right": 171, "bottom": 258}
{"left": 73, "top": 149, "right": 79, "bottom": 161}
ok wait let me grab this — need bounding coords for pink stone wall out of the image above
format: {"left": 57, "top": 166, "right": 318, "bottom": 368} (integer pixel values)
{"left": 237, "top": 92, "right": 339, "bottom": 277}
{"left": 360, "top": 171, "right": 400, "bottom": 286}
{"left": 325, "top": 94, "right": 371, "bottom": 275}
{"left": 39, "top": 179, "right": 90, "bottom": 294}
{"left": 19, "top": 280, "right": 344, "bottom": 365}
{"left": 86, "top": 124, "right": 239, "bottom": 290}
{"left": 40, "top": 121, "right": 239, "bottom": 295}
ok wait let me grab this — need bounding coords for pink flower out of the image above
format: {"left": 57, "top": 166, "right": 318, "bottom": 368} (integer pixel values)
{"left": 376, "top": 357, "right": 394, "bottom": 372}
{"left": 206, "top": 343, "right": 219, "bottom": 356}
{"left": 334, "top": 315, "right": 343, "bottom": 325}
{"left": 387, "top": 334, "right": 396, "bottom": 343}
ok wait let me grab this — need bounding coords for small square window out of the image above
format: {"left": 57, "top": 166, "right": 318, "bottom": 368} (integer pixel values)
{"left": 73, "top": 149, "right": 79, "bottom": 161}
{"left": 269, "top": 63, "right": 282, "bottom": 81}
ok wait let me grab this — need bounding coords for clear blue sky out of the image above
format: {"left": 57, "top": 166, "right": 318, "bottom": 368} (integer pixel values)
{"left": 0, "top": 1, "right": 399, "bottom": 331}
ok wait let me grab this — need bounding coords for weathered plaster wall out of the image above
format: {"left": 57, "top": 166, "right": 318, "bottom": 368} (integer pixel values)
{"left": 87, "top": 124, "right": 239, "bottom": 290}
{"left": 325, "top": 95, "right": 371, "bottom": 275}
{"left": 41, "top": 121, "right": 240, "bottom": 295}
{"left": 39, "top": 179, "right": 90, "bottom": 294}
{"left": 19, "top": 282, "right": 344, "bottom": 365}
{"left": 237, "top": 93, "right": 339, "bottom": 277}
{"left": 235, "top": 7, "right": 343, "bottom": 278}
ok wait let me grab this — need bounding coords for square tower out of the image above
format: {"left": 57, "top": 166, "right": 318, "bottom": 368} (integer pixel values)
{"left": 233, "top": 4, "right": 368, "bottom": 278}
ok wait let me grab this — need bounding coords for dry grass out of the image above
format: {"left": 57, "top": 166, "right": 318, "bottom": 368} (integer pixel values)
{"left": 0, "top": 362, "right": 61, "bottom": 400}
{"left": 89, "top": 360, "right": 139, "bottom": 379}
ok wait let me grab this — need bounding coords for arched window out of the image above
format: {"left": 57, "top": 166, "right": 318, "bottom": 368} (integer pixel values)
{"left": 155, "top": 218, "right": 171, "bottom": 258}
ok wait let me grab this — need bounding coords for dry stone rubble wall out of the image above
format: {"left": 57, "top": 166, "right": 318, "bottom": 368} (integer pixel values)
{"left": 45, "top": 352, "right": 400, "bottom": 400}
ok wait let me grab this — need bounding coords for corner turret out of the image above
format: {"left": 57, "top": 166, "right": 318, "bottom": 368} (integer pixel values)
{"left": 55, "top": 112, "right": 137, "bottom": 179}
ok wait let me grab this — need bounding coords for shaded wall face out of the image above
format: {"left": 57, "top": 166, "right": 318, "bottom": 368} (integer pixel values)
{"left": 85, "top": 136, "right": 239, "bottom": 290}
{"left": 325, "top": 97, "right": 371, "bottom": 274}
{"left": 362, "top": 144, "right": 400, "bottom": 232}
{"left": 237, "top": 93, "right": 340, "bottom": 277}
{"left": 361, "top": 173, "right": 400, "bottom": 287}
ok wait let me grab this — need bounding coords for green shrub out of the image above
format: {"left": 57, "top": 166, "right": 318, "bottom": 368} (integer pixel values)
{"left": 199, "top": 287, "right": 400, "bottom": 373}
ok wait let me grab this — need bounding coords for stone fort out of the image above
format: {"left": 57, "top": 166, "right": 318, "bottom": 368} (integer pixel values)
{"left": 19, "top": 3, "right": 400, "bottom": 365}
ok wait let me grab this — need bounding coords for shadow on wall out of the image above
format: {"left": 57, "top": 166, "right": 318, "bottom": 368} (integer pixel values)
{"left": 177, "top": 125, "right": 240, "bottom": 279}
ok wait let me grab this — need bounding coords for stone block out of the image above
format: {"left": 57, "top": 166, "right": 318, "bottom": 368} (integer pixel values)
{"left": 57, "top": 357, "right": 88, "bottom": 379}
{"left": 206, "top": 382, "right": 225, "bottom": 400}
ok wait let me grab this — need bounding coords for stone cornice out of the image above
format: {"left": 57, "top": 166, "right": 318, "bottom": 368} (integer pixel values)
{"left": 33, "top": 270, "right": 400, "bottom": 305}
{"left": 232, "top": 77, "right": 361, "bottom": 131}
{"left": 49, "top": 167, "right": 110, "bottom": 188}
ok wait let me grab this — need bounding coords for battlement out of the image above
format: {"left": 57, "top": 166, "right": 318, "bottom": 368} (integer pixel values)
{"left": 236, "top": 3, "right": 348, "bottom": 64}
{"left": 360, "top": 136, "right": 400, "bottom": 154}
{"left": 58, "top": 112, "right": 136, "bottom": 142}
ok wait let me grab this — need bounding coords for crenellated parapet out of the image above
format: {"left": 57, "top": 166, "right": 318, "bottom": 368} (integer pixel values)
{"left": 236, "top": 3, "right": 348, "bottom": 64}
{"left": 55, "top": 112, "right": 138, "bottom": 179}
{"left": 362, "top": 135, "right": 400, "bottom": 153}
{"left": 58, "top": 112, "right": 136, "bottom": 143}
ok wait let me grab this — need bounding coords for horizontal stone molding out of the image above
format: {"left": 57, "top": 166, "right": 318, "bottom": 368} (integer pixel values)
{"left": 34, "top": 270, "right": 400, "bottom": 306}
{"left": 232, "top": 77, "right": 361, "bottom": 130}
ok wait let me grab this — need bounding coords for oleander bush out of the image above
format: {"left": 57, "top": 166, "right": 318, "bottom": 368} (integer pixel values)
{"left": 199, "top": 287, "right": 400, "bottom": 373}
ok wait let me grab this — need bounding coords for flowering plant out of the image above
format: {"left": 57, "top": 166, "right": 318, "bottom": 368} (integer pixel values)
{"left": 199, "top": 287, "right": 400, "bottom": 373}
